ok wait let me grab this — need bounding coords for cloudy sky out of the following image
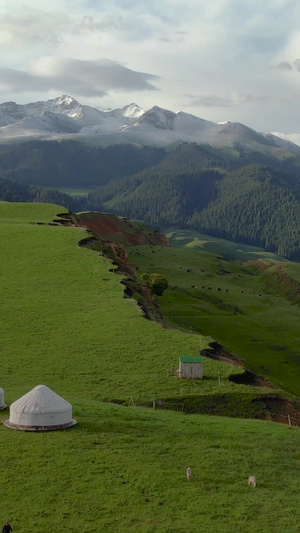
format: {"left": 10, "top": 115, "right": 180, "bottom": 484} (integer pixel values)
{"left": 2, "top": 0, "right": 300, "bottom": 136}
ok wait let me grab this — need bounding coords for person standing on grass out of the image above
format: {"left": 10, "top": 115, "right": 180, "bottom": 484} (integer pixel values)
{"left": 2, "top": 521, "right": 12, "bottom": 533}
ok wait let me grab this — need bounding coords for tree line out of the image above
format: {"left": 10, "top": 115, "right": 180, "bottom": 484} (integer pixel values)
{"left": 0, "top": 175, "right": 82, "bottom": 211}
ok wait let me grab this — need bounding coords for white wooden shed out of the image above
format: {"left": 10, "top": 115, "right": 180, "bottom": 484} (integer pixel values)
{"left": 178, "top": 356, "right": 203, "bottom": 379}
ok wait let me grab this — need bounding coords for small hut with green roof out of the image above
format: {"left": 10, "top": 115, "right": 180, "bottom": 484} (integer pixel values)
{"left": 178, "top": 356, "right": 203, "bottom": 379}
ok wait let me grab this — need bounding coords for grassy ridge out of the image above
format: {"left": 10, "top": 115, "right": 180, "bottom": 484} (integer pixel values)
{"left": 1, "top": 203, "right": 246, "bottom": 405}
{"left": 1, "top": 203, "right": 299, "bottom": 532}
{"left": 129, "top": 231, "right": 300, "bottom": 396}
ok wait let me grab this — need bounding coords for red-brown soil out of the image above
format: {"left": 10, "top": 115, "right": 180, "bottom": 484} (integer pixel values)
{"left": 243, "top": 259, "right": 300, "bottom": 302}
{"left": 261, "top": 397, "right": 300, "bottom": 425}
{"left": 243, "top": 258, "right": 272, "bottom": 271}
{"left": 269, "top": 263, "right": 300, "bottom": 301}
{"left": 56, "top": 211, "right": 169, "bottom": 247}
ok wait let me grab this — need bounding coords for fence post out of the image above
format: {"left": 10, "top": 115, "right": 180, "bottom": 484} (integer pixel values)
{"left": 288, "top": 414, "right": 292, "bottom": 428}
{"left": 129, "top": 396, "right": 135, "bottom": 407}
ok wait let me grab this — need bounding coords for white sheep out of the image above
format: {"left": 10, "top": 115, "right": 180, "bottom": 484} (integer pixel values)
{"left": 186, "top": 467, "right": 192, "bottom": 481}
{"left": 248, "top": 475, "right": 257, "bottom": 487}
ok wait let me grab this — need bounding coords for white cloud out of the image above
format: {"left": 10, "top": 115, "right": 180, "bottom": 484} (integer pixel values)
{"left": 1, "top": 1, "right": 300, "bottom": 132}
{"left": 0, "top": 57, "right": 160, "bottom": 97}
{"left": 190, "top": 91, "right": 300, "bottom": 108}
{"left": 272, "top": 131, "right": 300, "bottom": 147}
{"left": 0, "top": 9, "right": 74, "bottom": 47}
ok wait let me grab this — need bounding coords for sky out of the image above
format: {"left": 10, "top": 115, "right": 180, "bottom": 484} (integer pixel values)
{"left": 1, "top": 0, "right": 300, "bottom": 139}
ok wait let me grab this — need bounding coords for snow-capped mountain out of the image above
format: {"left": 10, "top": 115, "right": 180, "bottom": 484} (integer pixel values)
{"left": 104, "top": 102, "right": 145, "bottom": 119}
{"left": 0, "top": 95, "right": 106, "bottom": 133}
{"left": 0, "top": 95, "right": 300, "bottom": 155}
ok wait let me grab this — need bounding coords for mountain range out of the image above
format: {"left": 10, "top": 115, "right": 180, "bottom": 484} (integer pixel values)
{"left": 1, "top": 96, "right": 300, "bottom": 261}
{"left": 1, "top": 95, "right": 300, "bottom": 156}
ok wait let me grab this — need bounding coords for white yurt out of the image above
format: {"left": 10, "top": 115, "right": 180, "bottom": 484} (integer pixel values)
{"left": 0, "top": 387, "right": 6, "bottom": 410}
{"left": 4, "top": 385, "right": 77, "bottom": 431}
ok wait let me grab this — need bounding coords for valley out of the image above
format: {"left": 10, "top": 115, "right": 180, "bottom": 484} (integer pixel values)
{"left": 1, "top": 203, "right": 300, "bottom": 532}
{"left": 1, "top": 96, "right": 300, "bottom": 530}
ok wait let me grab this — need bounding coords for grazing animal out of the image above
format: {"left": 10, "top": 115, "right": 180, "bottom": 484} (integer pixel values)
{"left": 186, "top": 467, "right": 192, "bottom": 481}
{"left": 248, "top": 476, "right": 257, "bottom": 487}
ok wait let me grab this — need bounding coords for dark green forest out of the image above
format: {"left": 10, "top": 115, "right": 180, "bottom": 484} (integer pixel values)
{"left": 0, "top": 175, "right": 82, "bottom": 211}
{"left": 0, "top": 140, "right": 300, "bottom": 259}
{"left": 190, "top": 166, "right": 300, "bottom": 260}
{"left": 88, "top": 162, "right": 300, "bottom": 260}
{"left": 0, "top": 140, "right": 166, "bottom": 187}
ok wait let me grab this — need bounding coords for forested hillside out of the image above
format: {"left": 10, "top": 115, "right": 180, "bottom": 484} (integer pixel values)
{"left": 0, "top": 140, "right": 292, "bottom": 189}
{"left": 0, "top": 140, "right": 166, "bottom": 187}
{"left": 0, "top": 175, "right": 82, "bottom": 211}
{"left": 190, "top": 166, "right": 300, "bottom": 260}
{"left": 89, "top": 169, "right": 222, "bottom": 225}
{"left": 1, "top": 140, "right": 300, "bottom": 259}
{"left": 90, "top": 164, "right": 300, "bottom": 260}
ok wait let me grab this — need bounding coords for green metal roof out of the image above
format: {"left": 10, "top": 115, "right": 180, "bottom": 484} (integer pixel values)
{"left": 179, "top": 356, "right": 203, "bottom": 363}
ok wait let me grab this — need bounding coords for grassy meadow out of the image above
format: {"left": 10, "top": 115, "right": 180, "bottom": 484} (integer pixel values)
{"left": 1, "top": 203, "right": 300, "bottom": 532}
{"left": 1, "top": 203, "right": 245, "bottom": 404}
{"left": 1, "top": 403, "right": 300, "bottom": 533}
{"left": 129, "top": 229, "right": 300, "bottom": 397}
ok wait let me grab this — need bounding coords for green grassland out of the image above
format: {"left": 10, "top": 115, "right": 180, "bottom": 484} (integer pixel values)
{"left": 1, "top": 203, "right": 216, "bottom": 404}
{"left": 1, "top": 204, "right": 300, "bottom": 532}
{"left": 1, "top": 204, "right": 268, "bottom": 406}
{"left": 1, "top": 403, "right": 299, "bottom": 533}
{"left": 129, "top": 229, "right": 300, "bottom": 396}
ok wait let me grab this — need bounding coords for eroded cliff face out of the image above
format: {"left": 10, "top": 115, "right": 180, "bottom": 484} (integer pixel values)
{"left": 55, "top": 210, "right": 168, "bottom": 323}
{"left": 56, "top": 211, "right": 169, "bottom": 247}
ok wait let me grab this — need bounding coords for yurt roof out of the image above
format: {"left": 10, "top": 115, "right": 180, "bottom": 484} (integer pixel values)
{"left": 10, "top": 384, "right": 72, "bottom": 414}
{"left": 4, "top": 384, "right": 77, "bottom": 431}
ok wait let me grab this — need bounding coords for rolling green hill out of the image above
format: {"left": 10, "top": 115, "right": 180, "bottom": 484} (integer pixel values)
{"left": 128, "top": 228, "right": 300, "bottom": 397}
{"left": 1, "top": 203, "right": 300, "bottom": 532}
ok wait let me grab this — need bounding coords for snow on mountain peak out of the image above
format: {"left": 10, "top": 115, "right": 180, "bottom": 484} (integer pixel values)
{"left": 52, "top": 95, "right": 78, "bottom": 108}
{"left": 55, "top": 95, "right": 77, "bottom": 106}
{"left": 121, "top": 103, "right": 145, "bottom": 119}
{"left": 0, "top": 96, "right": 300, "bottom": 154}
{"left": 136, "top": 106, "right": 176, "bottom": 130}
{"left": 51, "top": 95, "right": 82, "bottom": 116}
